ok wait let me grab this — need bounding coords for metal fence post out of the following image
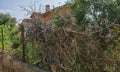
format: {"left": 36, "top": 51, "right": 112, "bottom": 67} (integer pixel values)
{"left": 1, "top": 28, "right": 4, "bottom": 52}
{"left": 20, "top": 24, "right": 26, "bottom": 62}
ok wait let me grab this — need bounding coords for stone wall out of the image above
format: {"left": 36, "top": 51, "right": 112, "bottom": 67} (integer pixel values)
{"left": 0, "top": 52, "right": 49, "bottom": 72}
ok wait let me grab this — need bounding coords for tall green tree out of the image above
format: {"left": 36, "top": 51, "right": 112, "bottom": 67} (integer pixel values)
{"left": 0, "top": 13, "right": 16, "bottom": 50}
{"left": 71, "top": 0, "right": 120, "bottom": 30}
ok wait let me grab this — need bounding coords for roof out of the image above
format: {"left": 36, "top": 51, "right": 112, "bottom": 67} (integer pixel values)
{"left": 29, "top": 5, "right": 76, "bottom": 26}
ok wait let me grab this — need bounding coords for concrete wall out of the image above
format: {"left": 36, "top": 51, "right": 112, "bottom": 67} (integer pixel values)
{"left": 0, "top": 52, "right": 49, "bottom": 72}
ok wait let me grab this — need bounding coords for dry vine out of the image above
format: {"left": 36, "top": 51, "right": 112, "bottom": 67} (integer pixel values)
{"left": 21, "top": 17, "right": 120, "bottom": 72}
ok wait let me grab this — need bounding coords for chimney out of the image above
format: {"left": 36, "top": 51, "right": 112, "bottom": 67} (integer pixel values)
{"left": 46, "top": 4, "right": 50, "bottom": 12}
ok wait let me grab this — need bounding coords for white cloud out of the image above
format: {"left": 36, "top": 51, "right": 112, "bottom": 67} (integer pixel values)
{"left": 0, "top": 9, "right": 13, "bottom": 14}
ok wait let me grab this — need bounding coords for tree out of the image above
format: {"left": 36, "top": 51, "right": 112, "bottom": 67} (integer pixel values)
{"left": 71, "top": 0, "right": 120, "bottom": 28}
{"left": 20, "top": 1, "right": 42, "bottom": 16}
{"left": 0, "top": 13, "right": 16, "bottom": 51}
{"left": 0, "top": 13, "right": 16, "bottom": 29}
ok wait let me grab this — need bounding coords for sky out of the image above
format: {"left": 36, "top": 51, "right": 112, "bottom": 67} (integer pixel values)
{"left": 0, "top": 0, "right": 68, "bottom": 23}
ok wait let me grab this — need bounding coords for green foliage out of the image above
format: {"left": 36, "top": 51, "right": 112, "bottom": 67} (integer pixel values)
{"left": 71, "top": 0, "right": 120, "bottom": 31}
{"left": 0, "top": 13, "right": 16, "bottom": 28}
{"left": 25, "top": 42, "right": 41, "bottom": 64}
{"left": 70, "top": 0, "right": 90, "bottom": 31}
{"left": 54, "top": 15, "right": 72, "bottom": 29}
{"left": 55, "top": 15, "right": 64, "bottom": 28}
{"left": 0, "top": 14, "right": 17, "bottom": 52}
